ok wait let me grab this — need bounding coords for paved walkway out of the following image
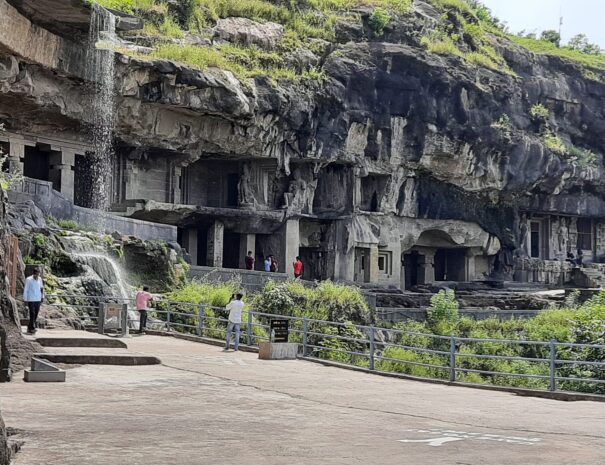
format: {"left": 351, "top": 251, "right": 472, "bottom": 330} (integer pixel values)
{"left": 2, "top": 330, "right": 604, "bottom": 465}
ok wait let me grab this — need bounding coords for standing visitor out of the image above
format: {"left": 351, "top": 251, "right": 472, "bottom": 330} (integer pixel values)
{"left": 136, "top": 286, "right": 153, "bottom": 334}
{"left": 245, "top": 251, "right": 255, "bottom": 270}
{"left": 24, "top": 268, "right": 44, "bottom": 335}
{"left": 264, "top": 256, "right": 271, "bottom": 272}
{"left": 225, "top": 293, "right": 244, "bottom": 351}
{"left": 270, "top": 255, "right": 279, "bottom": 272}
{"left": 293, "top": 256, "right": 303, "bottom": 279}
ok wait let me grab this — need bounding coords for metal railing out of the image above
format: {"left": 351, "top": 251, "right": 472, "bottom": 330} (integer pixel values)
{"left": 44, "top": 294, "right": 605, "bottom": 395}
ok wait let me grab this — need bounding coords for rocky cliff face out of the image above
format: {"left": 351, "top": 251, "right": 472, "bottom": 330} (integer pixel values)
{"left": 0, "top": 185, "right": 35, "bottom": 464}
{"left": 1, "top": 0, "right": 605, "bottom": 258}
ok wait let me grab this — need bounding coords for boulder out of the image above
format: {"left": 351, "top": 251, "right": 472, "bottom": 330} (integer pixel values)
{"left": 213, "top": 17, "right": 284, "bottom": 50}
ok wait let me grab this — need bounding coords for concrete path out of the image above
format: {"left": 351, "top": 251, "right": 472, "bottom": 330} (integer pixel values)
{"left": 2, "top": 329, "right": 604, "bottom": 465}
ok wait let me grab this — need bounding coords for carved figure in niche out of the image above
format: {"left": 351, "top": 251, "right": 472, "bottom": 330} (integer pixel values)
{"left": 283, "top": 163, "right": 322, "bottom": 214}
{"left": 569, "top": 217, "right": 578, "bottom": 250}
{"left": 550, "top": 216, "right": 560, "bottom": 257}
{"left": 284, "top": 167, "right": 307, "bottom": 212}
{"left": 558, "top": 217, "right": 569, "bottom": 256}
{"left": 238, "top": 162, "right": 256, "bottom": 208}
{"left": 518, "top": 213, "right": 529, "bottom": 257}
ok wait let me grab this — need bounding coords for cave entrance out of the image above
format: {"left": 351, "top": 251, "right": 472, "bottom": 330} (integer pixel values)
{"left": 360, "top": 175, "right": 388, "bottom": 212}
{"left": 222, "top": 231, "right": 241, "bottom": 269}
{"left": 354, "top": 247, "right": 371, "bottom": 283}
{"left": 434, "top": 249, "right": 467, "bottom": 281}
{"left": 403, "top": 251, "right": 420, "bottom": 289}
{"left": 226, "top": 174, "right": 239, "bottom": 208}
{"left": 299, "top": 247, "right": 327, "bottom": 281}
{"left": 23, "top": 144, "right": 50, "bottom": 182}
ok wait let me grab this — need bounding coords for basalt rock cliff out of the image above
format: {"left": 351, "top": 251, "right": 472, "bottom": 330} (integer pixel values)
{"left": 2, "top": 0, "right": 604, "bottom": 254}
{"left": 0, "top": 0, "right": 605, "bottom": 280}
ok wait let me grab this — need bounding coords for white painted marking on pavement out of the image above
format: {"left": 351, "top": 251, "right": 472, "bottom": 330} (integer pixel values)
{"left": 398, "top": 429, "right": 542, "bottom": 447}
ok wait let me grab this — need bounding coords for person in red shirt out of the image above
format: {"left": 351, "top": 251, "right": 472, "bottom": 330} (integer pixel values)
{"left": 135, "top": 286, "right": 153, "bottom": 334}
{"left": 293, "top": 256, "right": 303, "bottom": 279}
{"left": 244, "top": 251, "right": 254, "bottom": 270}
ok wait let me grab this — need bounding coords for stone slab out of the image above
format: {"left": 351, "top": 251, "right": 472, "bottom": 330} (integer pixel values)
{"left": 34, "top": 353, "right": 161, "bottom": 366}
{"left": 23, "top": 369, "right": 65, "bottom": 382}
{"left": 35, "top": 337, "right": 128, "bottom": 348}
{"left": 258, "top": 342, "right": 298, "bottom": 360}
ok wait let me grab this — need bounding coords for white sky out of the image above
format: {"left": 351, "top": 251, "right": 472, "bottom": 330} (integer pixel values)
{"left": 478, "top": 0, "right": 605, "bottom": 48}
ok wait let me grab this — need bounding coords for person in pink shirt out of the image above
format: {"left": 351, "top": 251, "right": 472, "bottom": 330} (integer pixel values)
{"left": 135, "top": 286, "right": 153, "bottom": 334}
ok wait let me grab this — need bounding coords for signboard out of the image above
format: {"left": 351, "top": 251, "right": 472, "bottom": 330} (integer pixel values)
{"left": 98, "top": 303, "right": 128, "bottom": 335}
{"left": 270, "top": 319, "right": 289, "bottom": 343}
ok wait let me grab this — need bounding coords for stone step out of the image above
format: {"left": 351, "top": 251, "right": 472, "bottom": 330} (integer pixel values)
{"left": 35, "top": 337, "right": 127, "bottom": 349}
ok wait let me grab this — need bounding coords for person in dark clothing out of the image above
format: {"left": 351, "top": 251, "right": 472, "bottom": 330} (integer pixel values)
{"left": 270, "top": 255, "right": 279, "bottom": 272}
{"left": 244, "top": 251, "right": 255, "bottom": 270}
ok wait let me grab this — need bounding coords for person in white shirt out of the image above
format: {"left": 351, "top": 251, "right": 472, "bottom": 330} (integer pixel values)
{"left": 224, "top": 293, "right": 244, "bottom": 351}
{"left": 23, "top": 268, "right": 44, "bottom": 334}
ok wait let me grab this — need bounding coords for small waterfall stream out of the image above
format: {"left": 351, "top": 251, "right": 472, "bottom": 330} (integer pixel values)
{"left": 57, "top": 233, "right": 140, "bottom": 327}
{"left": 87, "top": 3, "right": 117, "bottom": 212}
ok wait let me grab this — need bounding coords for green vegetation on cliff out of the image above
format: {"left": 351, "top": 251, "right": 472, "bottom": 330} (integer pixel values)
{"left": 91, "top": 0, "right": 605, "bottom": 80}
{"left": 510, "top": 35, "right": 605, "bottom": 72}
{"left": 92, "top": 0, "right": 413, "bottom": 80}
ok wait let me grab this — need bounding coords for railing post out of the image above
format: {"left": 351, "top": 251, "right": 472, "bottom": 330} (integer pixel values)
{"left": 549, "top": 340, "right": 557, "bottom": 392}
{"left": 166, "top": 308, "right": 171, "bottom": 332}
{"left": 369, "top": 326, "right": 375, "bottom": 371}
{"left": 449, "top": 336, "right": 456, "bottom": 382}
{"left": 197, "top": 304, "right": 205, "bottom": 337}
{"left": 246, "top": 310, "right": 253, "bottom": 346}
{"left": 302, "top": 318, "right": 309, "bottom": 357}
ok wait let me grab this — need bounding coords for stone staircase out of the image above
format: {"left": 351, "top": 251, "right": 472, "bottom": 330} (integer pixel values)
{"left": 574, "top": 265, "right": 605, "bottom": 288}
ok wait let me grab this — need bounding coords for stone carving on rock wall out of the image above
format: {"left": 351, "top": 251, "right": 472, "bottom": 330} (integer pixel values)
{"left": 381, "top": 167, "right": 406, "bottom": 214}
{"left": 283, "top": 163, "right": 320, "bottom": 214}
{"left": 518, "top": 213, "right": 529, "bottom": 257}
{"left": 569, "top": 217, "right": 578, "bottom": 252}
{"left": 238, "top": 162, "right": 257, "bottom": 209}
{"left": 558, "top": 217, "right": 569, "bottom": 257}
{"left": 550, "top": 216, "right": 560, "bottom": 257}
{"left": 397, "top": 177, "right": 418, "bottom": 218}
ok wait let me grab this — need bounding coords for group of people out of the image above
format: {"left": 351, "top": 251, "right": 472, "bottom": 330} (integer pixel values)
{"left": 244, "top": 251, "right": 304, "bottom": 278}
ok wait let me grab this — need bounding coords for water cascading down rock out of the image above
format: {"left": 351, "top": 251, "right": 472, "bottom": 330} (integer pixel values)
{"left": 86, "top": 4, "right": 116, "bottom": 212}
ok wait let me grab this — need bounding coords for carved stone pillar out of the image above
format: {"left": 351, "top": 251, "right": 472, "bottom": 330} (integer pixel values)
{"left": 49, "top": 150, "right": 75, "bottom": 200}
{"left": 207, "top": 221, "right": 224, "bottom": 268}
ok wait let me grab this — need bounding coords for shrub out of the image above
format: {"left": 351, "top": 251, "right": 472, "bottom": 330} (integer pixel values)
{"left": 542, "top": 131, "right": 567, "bottom": 155}
{"left": 368, "top": 8, "right": 391, "bottom": 35}
{"left": 56, "top": 219, "right": 80, "bottom": 230}
{"left": 491, "top": 113, "right": 512, "bottom": 131}
{"left": 530, "top": 103, "right": 550, "bottom": 120}
{"left": 376, "top": 347, "right": 448, "bottom": 379}
{"left": 427, "top": 289, "right": 459, "bottom": 329}
{"left": 567, "top": 145, "right": 597, "bottom": 168}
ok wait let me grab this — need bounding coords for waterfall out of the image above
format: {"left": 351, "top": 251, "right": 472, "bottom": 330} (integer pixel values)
{"left": 71, "top": 251, "right": 141, "bottom": 328}
{"left": 73, "top": 252, "right": 131, "bottom": 300}
{"left": 87, "top": 3, "right": 117, "bottom": 212}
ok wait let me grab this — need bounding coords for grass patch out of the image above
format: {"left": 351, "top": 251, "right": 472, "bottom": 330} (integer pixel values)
{"left": 420, "top": 3, "right": 513, "bottom": 74}
{"left": 510, "top": 35, "right": 605, "bottom": 72}
{"left": 148, "top": 42, "right": 325, "bottom": 81}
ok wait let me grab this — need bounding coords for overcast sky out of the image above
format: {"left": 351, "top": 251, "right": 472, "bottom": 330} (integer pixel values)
{"left": 478, "top": 0, "right": 605, "bottom": 48}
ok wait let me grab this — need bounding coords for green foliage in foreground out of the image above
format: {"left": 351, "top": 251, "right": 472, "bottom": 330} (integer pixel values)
{"left": 158, "top": 278, "right": 605, "bottom": 394}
